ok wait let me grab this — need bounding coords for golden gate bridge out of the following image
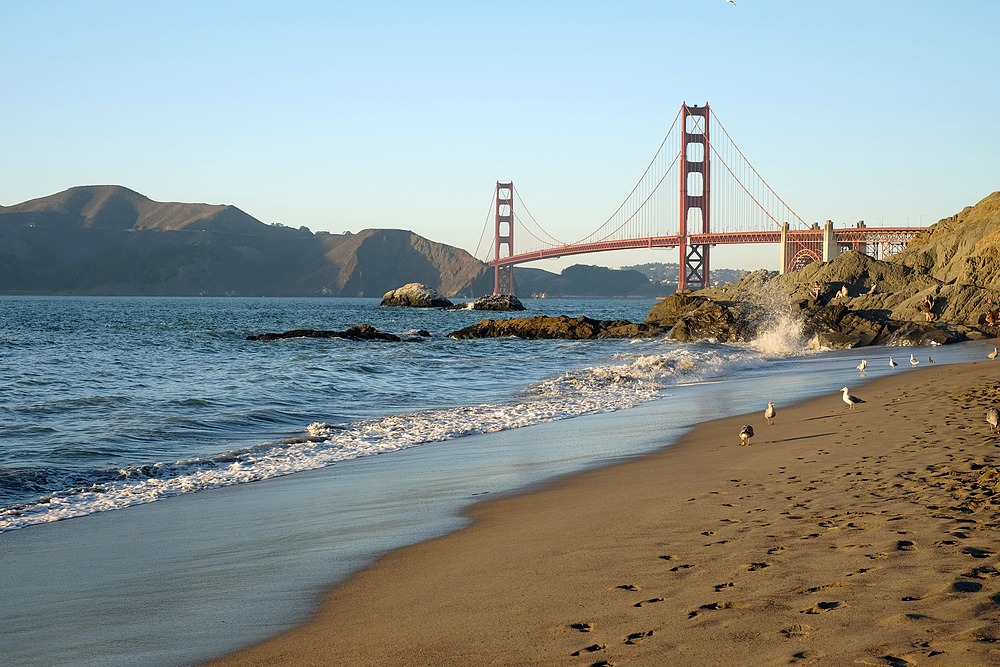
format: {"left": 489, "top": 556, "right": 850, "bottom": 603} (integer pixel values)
{"left": 478, "top": 102, "right": 927, "bottom": 295}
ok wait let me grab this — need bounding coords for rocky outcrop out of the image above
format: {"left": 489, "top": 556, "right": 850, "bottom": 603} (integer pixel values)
{"left": 441, "top": 294, "right": 527, "bottom": 311}
{"left": 380, "top": 283, "right": 453, "bottom": 308}
{"left": 447, "top": 315, "right": 666, "bottom": 340}
{"left": 247, "top": 324, "right": 403, "bottom": 342}
{"left": 646, "top": 192, "right": 1000, "bottom": 348}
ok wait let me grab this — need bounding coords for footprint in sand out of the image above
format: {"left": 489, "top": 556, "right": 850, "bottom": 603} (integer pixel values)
{"left": 669, "top": 564, "right": 693, "bottom": 572}
{"left": 659, "top": 554, "right": 677, "bottom": 561}
{"left": 896, "top": 540, "right": 917, "bottom": 551}
{"left": 571, "top": 644, "right": 606, "bottom": 656}
{"left": 952, "top": 580, "right": 984, "bottom": 593}
{"left": 625, "top": 630, "right": 654, "bottom": 644}
{"left": 617, "top": 584, "right": 641, "bottom": 592}
{"left": 781, "top": 624, "right": 812, "bottom": 638}
{"left": 801, "top": 601, "right": 844, "bottom": 614}
{"left": 744, "top": 562, "right": 771, "bottom": 571}
{"left": 768, "top": 546, "right": 786, "bottom": 555}
{"left": 715, "top": 581, "right": 735, "bottom": 591}
{"left": 688, "top": 601, "right": 743, "bottom": 618}
{"left": 962, "top": 546, "right": 996, "bottom": 559}
{"left": 570, "top": 622, "right": 594, "bottom": 632}
{"left": 634, "top": 597, "right": 665, "bottom": 608}
{"left": 590, "top": 661, "right": 616, "bottom": 667}
{"left": 963, "top": 565, "right": 1000, "bottom": 579}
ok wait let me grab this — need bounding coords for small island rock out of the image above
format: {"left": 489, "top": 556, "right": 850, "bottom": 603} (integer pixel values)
{"left": 381, "top": 283, "right": 453, "bottom": 308}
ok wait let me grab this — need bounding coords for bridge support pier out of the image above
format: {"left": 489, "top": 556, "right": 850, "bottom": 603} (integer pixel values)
{"left": 678, "top": 103, "right": 710, "bottom": 291}
{"left": 779, "top": 223, "right": 790, "bottom": 275}
{"left": 493, "top": 181, "right": 515, "bottom": 295}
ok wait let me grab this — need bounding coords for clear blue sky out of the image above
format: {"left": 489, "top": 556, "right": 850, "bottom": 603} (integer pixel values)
{"left": 3, "top": 1, "right": 997, "bottom": 272}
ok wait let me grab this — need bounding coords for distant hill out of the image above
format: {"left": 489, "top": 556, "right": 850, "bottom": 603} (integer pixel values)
{"left": 619, "top": 262, "right": 749, "bottom": 287}
{"left": 0, "top": 186, "right": 493, "bottom": 297}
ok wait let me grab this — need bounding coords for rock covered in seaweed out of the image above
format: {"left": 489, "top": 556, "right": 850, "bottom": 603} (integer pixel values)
{"left": 380, "top": 283, "right": 453, "bottom": 308}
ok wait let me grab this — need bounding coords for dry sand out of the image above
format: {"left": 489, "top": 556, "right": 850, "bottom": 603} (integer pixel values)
{"left": 205, "top": 361, "right": 1000, "bottom": 667}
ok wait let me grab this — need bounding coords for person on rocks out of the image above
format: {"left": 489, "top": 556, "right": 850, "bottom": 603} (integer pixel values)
{"left": 924, "top": 295, "right": 935, "bottom": 322}
{"left": 867, "top": 282, "right": 877, "bottom": 295}
{"left": 810, "top": 282, "right": 822, "bottom": 300}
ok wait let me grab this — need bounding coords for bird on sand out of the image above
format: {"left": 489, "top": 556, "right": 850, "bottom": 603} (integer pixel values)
{"left": 739, "top": 424, "right": 754, "bottom": 446}
{"left": 990, "top": 347, "right": 998, "bottom": 360}
{"left": 765, "top": 401, "right": 776, "bottom": 425}
{"left": 988, "top": 408, "right": 1000, "bottom": 434}
{"left": 889, "top": 357, "right": 898, "bottom": 369}
{"left": 910, "top": 354, "right": 919, "bottom": 367}
{"left": 841, "top": 387, "right": 865, "bottom": 410}
{"left": 928, "top": 356, "right": 935, "bottom": 364}
{"left": 857, "top": 359, "right": 867, "bottom": 372}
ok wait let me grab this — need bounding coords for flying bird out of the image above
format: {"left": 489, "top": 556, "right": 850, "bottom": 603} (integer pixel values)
{"left": 739, "top": 424, "right": 754, "bottom": 446}
{"left": 765, "top": 401, "right": 776, "bottom": 425}
{"left": 841, "top": 387, "right": 865, "bottom": 411}
{"left": 910, "top": 354, "right": 919, "bottom": 367}
{"left": 990, "top": 347, "right": 998, "bottom": 360}
{"left": 726, "top": 0, "right": 736, "bottom": 4}
{"left": 857, "top": 359, "right": 867, "bottom": 372}
{"left": 988, "top": 408, "right": 1000, "bottom": 434}
{"left": 889, "top": 357, "right": 898, "bottom": 369}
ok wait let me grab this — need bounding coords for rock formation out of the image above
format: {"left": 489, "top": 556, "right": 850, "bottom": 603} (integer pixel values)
{"left": 646, "top": 191, "right": 1000, "bottom": 348}
{"left": 380, "top": 283, "right": 453, "bottom": 308}
{"left": 247, "top": 324, "right": 404, "bottom": 342}
{"left": 441, "top": 294, "right": 527, "bottom": 311}
{"left": 447, "top": 315, "right": 666, "bottom": 340}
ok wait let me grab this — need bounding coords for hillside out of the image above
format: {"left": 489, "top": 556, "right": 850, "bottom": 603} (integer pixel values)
{"left": 0, "top": 186, "right": 492, "bottom": 297}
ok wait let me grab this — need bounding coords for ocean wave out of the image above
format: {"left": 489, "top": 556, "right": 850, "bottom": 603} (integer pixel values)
{"left": 0, "top": 344, "right": 760, "bottom": 533}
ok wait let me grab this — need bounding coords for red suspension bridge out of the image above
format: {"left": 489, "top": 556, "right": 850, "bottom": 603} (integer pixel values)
{"left": 480, "top": 103, "right": 927, "bottom": 295}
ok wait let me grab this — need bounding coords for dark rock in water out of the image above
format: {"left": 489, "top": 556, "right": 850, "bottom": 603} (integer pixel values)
{"left": 648, "top": 293, "right": 751, "bottom": 343}
{"left": 470, "top": 294, "right": 526, "bottom": 311}
{"left": 447, "top": 315, "right": 667, "bottom": 340}
{"left": 381, "top": 283, "right": 453, "bottom": 308}
{"left": 248, "top": 324, "right": 402, "bottom": 342}
{"left": 414, "top": 329, "right": 431, "bottom": 337}
{"left": 440, "top": 294, "right": 527, "bottom": 311}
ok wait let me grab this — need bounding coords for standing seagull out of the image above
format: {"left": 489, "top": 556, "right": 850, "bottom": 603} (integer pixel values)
{"left": 739, "top": 424, "right": 754, "bottom": 445}
{"left": 765, "top": 401, "right": 776, "bottom": 425}
{"left": 857, "top": 359, "right": 867, "bottom": 373}
{"left": 910, "top": 354, "right": 919, "bottom": 367}
{"left": 988, "top": 408, "right": 1000, "bottom": 434}
{"left": 889, "top": 357, "right": 898, "bottom": 369}
{"left": 990, "top": 347, "right": 998, "bottom": 360}
{"left": 841, "top": 387, "right": 865, "bottom": 411}
{"left": 928, "top": 356, "right": 935, "bottom": 364}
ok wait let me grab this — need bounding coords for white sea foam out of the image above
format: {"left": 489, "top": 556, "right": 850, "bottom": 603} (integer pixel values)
{"left": 0, "top": 344, "right": 764, "bottom": 533}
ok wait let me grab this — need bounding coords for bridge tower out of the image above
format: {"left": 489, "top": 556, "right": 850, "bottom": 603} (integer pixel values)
{"left": 679, "top": 103, "right": 710, "bottom": 291}
{"left": 493, "top": 181, "right": 515, "bottom": 295}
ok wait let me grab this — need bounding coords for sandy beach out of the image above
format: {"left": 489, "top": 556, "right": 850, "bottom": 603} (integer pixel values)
{"left": 206, "top": 360, "right": 1000, "bottom": 667}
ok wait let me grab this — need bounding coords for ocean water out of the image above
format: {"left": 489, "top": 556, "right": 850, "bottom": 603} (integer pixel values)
{"left": 0, "top": 295, "right": 990, "bottom": 667}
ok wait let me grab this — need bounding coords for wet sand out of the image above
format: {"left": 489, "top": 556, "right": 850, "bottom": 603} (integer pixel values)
{"left": 206, "top": 361, "right": 1000, "bottom": 667}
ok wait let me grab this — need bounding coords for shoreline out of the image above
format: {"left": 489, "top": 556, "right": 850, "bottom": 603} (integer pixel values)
{"left": 205, "top": 360, "right": 1000, "bottom": 667}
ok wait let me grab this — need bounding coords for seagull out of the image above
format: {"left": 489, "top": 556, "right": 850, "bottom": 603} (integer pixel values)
{"left": 889, "top": 357, "right": 898, "bottom": 369}
{"left": 739, "top": 424, "right": 754, "bottom": 446}
{"left": 910, "top": 354, "right": 919, "bottom": 367}
{"left": 841, "top": 387, "right": 865, "bottom": 411}
{"left": 857, "top": 359, "right": 867, "bottom": 372}
{"left": 988, "top": 408, "right": 1000, "bottom": 434}
{"left": 928, "top": 357, "right": 935, "bottom": 364}
{"left": 726, "top": 0, "right": 736, "bottom": 4}
{"left": 765, "top": 401, "right": 776, "bottom": 425}
{"left": 990, "top": 347, "right": 998, "bottom": 361}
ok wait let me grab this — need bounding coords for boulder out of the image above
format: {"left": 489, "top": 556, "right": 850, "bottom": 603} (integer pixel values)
{"left": 470, "top": 294, "right": 526, "bottom": 311}
{"left": 380, "top": 283, "right": 453, "bottom": 308}
{"left": 447, "top": 315, "right": 666, "bottom": 340}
